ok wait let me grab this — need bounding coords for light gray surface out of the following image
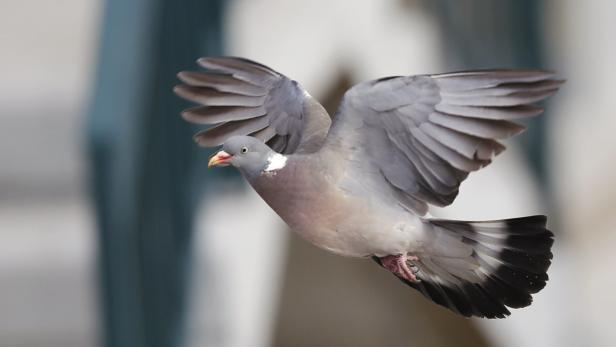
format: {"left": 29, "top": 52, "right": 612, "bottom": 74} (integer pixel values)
{"left": 0, "top": 200, "right": 98, "bottom": 347}
{"left": 0, "top": 1, "right": 100, "bottom": 346}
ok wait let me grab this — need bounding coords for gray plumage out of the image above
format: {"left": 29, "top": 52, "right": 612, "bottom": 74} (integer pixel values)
{"left": 175, "top": 57, "right": 562, "bottom": 318}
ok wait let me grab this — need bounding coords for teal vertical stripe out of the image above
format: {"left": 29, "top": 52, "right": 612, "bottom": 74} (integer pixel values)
{"left": 87, "top": 1, "right": 226, "bottom": 346}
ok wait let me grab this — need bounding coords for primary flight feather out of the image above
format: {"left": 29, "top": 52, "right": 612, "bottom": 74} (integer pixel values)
{"left": 174, "top": 57, "right": 563, "bottom": 318}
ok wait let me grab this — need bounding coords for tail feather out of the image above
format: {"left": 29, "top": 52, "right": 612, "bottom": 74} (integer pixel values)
{"left": 373, "top": 215, "right": 553, "bottom": 318}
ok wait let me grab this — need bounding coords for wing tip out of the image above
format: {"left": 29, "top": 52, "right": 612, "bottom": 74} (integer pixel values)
{"left": 181, "top": 108, "right": 205, "bottom": 124}
{"left": 197, "top": 56, "right": 216, "bottom": 66}
{"left": 193, "top": 130, "right": 218, "bottom": 148}
{"left": 433, "top": 69, "right": 558, "bottom": 78}
{"left": 192, "top": 134, "right": 202, "bottom": 146}
{"left": 173, "top": 84, "right": 207, "bottom": 104}
{"left": 176, "top": 70, "right": 207, "bottom": 85}
{"left": 173, "top": 84, "right": 189, "bottom": 98}
{"left": 176, "top": 70, "right": 190, "bottom": 81}
{"left": 196, "top": 56, "right": 279, "bottom": 76}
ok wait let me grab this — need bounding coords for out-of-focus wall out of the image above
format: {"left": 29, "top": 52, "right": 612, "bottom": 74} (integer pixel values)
{"left": 547, "top": 1, "right": 616, "bottom": 346}
{"left": 0, "top": 1, "right": 101, "bottom": 346}
{"left": 0, "top": 0, "right": 97, "bottom": 195}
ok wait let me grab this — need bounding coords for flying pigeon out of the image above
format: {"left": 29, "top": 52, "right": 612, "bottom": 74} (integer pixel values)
{"left": 174, "top": 57, "right": 563, "bottom": 318}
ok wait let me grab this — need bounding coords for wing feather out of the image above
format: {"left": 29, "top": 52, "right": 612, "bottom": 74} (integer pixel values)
{"left": 176, "top": 57, "right": 331, "bottom": 154}
{"left": 428, "top": 112, "right": 526, "bottom": 139}
{"left": 181, "top": 105, "right": 267, "bottom": 124}
{"left": 194, "top": 116, "right": 270, "bottom": 147}
{"left": 435, "top": 104, "right": 544, "bottom": 120}
{"left": 177, "top": 71, "right": 266, "bottom": 96}
{"left": 326, "top": 70, "right": 563, "bottom": 210}
{"left": 174, "top": 85, "right": 265, "bottom": 107}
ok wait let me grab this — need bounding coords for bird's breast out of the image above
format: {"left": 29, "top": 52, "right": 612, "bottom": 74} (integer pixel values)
{"left": 247, "top": 160, "right": 414, "bottom": 257}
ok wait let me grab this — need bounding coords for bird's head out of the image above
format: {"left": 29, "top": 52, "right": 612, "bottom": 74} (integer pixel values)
{"left": 208, "top": 135, "right": 285, "bottom": 177}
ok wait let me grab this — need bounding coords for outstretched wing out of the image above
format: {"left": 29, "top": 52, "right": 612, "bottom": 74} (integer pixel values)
{"left": 326, "top": 70, "right": 563, "bottom": 214}
{"left": 175, "top": 57, "right": 331, "bottom": 154}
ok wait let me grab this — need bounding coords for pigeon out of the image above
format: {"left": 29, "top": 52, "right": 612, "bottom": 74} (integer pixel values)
{"left": 174, "top": 57, "right": 563, "bottom": 318}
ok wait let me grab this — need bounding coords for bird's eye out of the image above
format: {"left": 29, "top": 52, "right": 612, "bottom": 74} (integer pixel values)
{"left": 240, "top": 146, "right": 248, "bottom": 154}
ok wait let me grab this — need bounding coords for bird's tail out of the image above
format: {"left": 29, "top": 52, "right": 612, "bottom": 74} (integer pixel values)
{"left": 373, "top": 215, "right": 553, "bottom": 318}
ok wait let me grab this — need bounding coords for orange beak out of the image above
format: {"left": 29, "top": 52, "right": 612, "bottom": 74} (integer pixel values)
{"left": 208, "top": 150, "right": 233, "bottom": 168}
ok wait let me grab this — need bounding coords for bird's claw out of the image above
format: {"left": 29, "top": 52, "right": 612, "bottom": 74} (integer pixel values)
{"left": 380, "top": 253, "right": 421, "bottom": 283}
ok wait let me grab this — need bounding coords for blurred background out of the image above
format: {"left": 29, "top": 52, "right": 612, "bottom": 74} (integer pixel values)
{"left": 0, "top": 0, "right": 614, "bottom": 346}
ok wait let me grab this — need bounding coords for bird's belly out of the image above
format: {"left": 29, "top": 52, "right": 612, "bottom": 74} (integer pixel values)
{"left": 249, "top": 165, "right": 424, "bottom": 258}
{"left": 263, "top": 184, "right": 421, "bottom": 257}
{"left": 295, "top": 204, "right": 422, "bottom": 257}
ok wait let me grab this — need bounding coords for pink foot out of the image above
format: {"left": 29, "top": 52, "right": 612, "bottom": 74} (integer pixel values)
{"left": 380, "top": 254, "right": 421, "bottom": 283}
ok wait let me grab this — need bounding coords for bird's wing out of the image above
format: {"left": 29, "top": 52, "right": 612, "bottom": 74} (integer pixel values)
{"left": 175, "top": 57, "right": 331, "bottom": 154}
{"left": 325, "top": 70, "right": 563, "bottom": 213}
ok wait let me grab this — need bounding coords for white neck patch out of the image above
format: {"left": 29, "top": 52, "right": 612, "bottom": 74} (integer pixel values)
{"left": 264, "top": 153, "right": 287, "bottom": 172}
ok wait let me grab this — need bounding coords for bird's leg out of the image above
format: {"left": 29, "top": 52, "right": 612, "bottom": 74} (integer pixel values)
{"left": 380, "top": 254, "right": 421, "bottom": 283}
